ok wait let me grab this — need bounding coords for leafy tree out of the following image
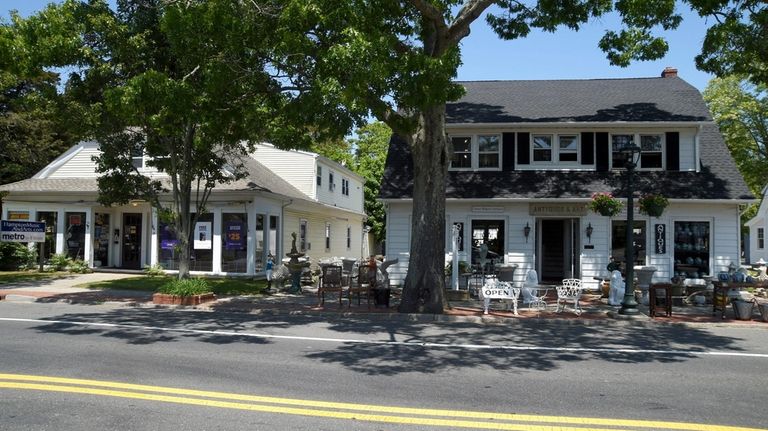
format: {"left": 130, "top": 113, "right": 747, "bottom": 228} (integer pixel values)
{"left": 22, "top": 0, "right": 348, "bottom": 279}
{"left": 0, "top": 14, "right": 77, "bottom": 186}
{"left": 703, "top": 76, "right": 768, "bottom": 222}
{"left": 688, "top": 1, "right": 767, "bottom": 87}
{"left": 348, "top": 121, "right": 390, "bottom": 246}
{"left": 275, "top": 0, "right": 685, "bottom": 313}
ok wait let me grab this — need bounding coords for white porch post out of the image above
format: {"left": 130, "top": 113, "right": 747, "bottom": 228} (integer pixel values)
{"left": 84, "top": 207, "right": 93, "bottom": 266}
{"left": 246, "top": 206, "right": 256, "bottom": 275}
{"left": 150, "top": 207, "right": 158, "bottom": 268}
{"left": 212, "top": 207, "right": 222, "bottom": 274}
{"left": 451, "top": 223, "right": 460, "bottom": 291}
{"left": 55, "top": 209, "right": 65, "bottom": 254}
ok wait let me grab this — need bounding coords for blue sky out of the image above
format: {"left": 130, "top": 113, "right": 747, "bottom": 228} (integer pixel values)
{"left": 5, "top": 1, "right": 715, "bottom": 91}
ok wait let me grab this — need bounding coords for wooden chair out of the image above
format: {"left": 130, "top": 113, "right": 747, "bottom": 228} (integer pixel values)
{"left": 318, "top": 265, "right": 344, "bottom": 307}
{"left": 348, "top": 264, "right": 374, "bottom": 308}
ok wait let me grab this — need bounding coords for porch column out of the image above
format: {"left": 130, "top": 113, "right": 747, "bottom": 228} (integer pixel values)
{"left": 55, "top": 209, "right": 65, "bottom": 254}
{"left": 150, "top": 207, "right": 158, "bottom": 268}
{"left": 246, "top": 204, "right": 256, "bottom": 275}
{"left": 212, "top": 207, "right": 222, "bottom": 274}
{"left": 84, "top": 207, "right": 93, "bottom": 267}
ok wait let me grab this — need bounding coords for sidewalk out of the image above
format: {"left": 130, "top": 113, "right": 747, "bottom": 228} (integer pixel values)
{"left": 1, "top": 272, "right": 767, "bottom": 326}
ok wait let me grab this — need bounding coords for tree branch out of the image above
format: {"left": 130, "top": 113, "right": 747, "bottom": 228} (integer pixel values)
{"left": 446, "top": 0, "right": 495, "bottom": 47}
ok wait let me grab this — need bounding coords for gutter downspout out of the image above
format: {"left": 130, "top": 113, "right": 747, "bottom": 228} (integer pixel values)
{"left": 281, "top": 199, "right": 293, "bottom": 258}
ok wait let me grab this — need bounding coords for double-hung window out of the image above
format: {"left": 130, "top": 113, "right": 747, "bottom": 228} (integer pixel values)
{"left": 346, "top": 226, "right": 351, "bottom": 249}
{"left": 759, "top": 228, "right": 765, "bottom": 249}
{"left": 341, "top": 178, "right": 349, "bottom": 196}
{"left": 450, "top": 137, "right": 472, "bottom": 169}
{"left": 131, "top": 145, "right": 144, "bottom": 169}
{"left": 299, "top": 220, "right": 308, "bottom": 252}
{"left": 450, "top": 135, "right": 501, "bottom": 170}
{"left": 317, "top": 166, "right": 322, "bottom": 186}
{"left": 532, "top": 135, "right": 553, "bottom": 162}
{"left": 328, "top": 171, "right": 335, "bottom": 192}
{"left": 558, "top": 135, "right": 578, "bottom": 162}
{"left": 612, "top": 133, "right": 664, "bottom": 170}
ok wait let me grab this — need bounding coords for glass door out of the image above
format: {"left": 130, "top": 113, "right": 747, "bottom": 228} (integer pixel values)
{"left": 122, "top": 213, "right": 142, "bottom": 269}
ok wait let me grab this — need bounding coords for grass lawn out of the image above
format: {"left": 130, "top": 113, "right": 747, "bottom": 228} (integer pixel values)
{"left": 78, "top": 276, "right": 268, "bottom": 296}
{"left": 0, "top": 271, "right": 70, "bottom": 285}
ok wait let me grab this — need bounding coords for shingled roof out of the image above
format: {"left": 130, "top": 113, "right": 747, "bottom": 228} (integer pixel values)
{"left": 446, "top": 77, "right": 711, "bottom": 124}
{"left": 380, "top": 77, "right": 753, "bottom": 201}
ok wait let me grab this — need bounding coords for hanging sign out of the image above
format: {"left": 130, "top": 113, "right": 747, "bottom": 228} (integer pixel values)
{"left": 1, "top": 220, "right": 46, "bottom": 243}
{"left": 194, "top": 221, "right": 212, "bottom": 249}
{"left": 655, "top": 224, "right": 666, "bottom": 254}
{"left": 224, "top": 221, "right": 245, "bottom": 249}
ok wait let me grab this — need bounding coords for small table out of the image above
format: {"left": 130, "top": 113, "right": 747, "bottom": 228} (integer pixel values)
{"left": 648, "top": 283, "right": 672, "bottom": 317}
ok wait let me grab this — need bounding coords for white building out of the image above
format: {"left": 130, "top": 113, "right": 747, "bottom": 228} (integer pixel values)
{"left": 0, "top": 141, "right": 367, "bottom": 275}
{"left": 745, "top": 185, "right": 767, "bottom": 264}
{"left": 380, "top": 69, "right": 755, "bottom": 288}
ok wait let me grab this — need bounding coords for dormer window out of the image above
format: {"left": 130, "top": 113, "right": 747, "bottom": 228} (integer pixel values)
{"left": 449, "top": 135, "right": 501, "bottom": 170}
{"left": 531, "top": 133, "right": 579, "bottom": 164}
{"left": 532, "top": 135, "right": 552, "bottom": 162}
{"left": 558, "top": 135, "right": 578, "bottom": 162}
{"left": 612, "top": 133, "right": 664, "bottom": 170}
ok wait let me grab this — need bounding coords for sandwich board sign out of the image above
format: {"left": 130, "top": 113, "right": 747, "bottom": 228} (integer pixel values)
{"left": 1, "top": 220, "right": 46, "bottom": 243}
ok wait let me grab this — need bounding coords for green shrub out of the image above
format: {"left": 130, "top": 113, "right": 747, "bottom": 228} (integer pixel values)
{"left": 445, "top": 260, "right": 471, "bottom": 275}
{"left": 0, "top": 243, "right": 38, "bottom": 270}
{"left": 48, "top": 253, "right": 72, "bottom": 271}
{"left": 157, "top": 278, "right": 211, "bottom": 296}
{"left": 68, "top": 259, "right": 92, "bottom": 274}
{"left": 143, "top": 263, "right": 166, "bottom": 277}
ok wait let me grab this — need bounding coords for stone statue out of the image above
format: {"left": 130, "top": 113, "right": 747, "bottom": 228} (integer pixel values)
{"left": 290, "top": 232, "right": 298, "bottom": 254}
{"left": 608, "top": 270, "right": 625, "bottom": 306}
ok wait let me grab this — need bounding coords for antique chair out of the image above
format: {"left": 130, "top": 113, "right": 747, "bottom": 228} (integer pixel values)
{"left": 556, "top": 278, "right": 584, "bottom": 315}
{"left": 348, "top": 264, "right": 375, "bottom": 308}
{"left": 318, "top": 264, "right": 344, "bottom": 307}
{"left": 521, "top": 269, "right": 548, "bottom": 310}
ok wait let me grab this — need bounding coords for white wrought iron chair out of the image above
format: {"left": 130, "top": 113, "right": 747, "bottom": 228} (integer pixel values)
{"left": 556, "top": 278, "right": 584, "bottom": 315}
{"left": 521, "top": 269, "right": 548, "bottom": 310}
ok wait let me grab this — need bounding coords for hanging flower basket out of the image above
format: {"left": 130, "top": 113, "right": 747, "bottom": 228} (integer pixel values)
{"left": 588, "top": 192, "right": 623, "bottom": 217}
{"left": 638, "top": 194, "right": 669, "bottom": 217}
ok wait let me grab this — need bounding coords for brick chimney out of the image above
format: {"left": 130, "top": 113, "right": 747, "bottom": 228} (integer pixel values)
{"left": 661, "top": 67, "right": 678, "bottom": 78}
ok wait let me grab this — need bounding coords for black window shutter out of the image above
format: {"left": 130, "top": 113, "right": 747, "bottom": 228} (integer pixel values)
{"left": 666, "top": 132, "right": 680, "bottom": 171}
{"left": 502, "top": 132, "right": 516, "bottom": 170}
{"left": 581, "top": 132, "right": 594, "bottom": 165}
{"left": 595, "top": 132, "right": 609, "bottom": 172}
{"left": 517, "top": 132, "right": 530, "bottom": 165}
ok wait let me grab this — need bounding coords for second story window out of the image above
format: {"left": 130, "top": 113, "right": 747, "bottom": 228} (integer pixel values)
{"left": 450, "top": 135, "right": 501, "bottom": 170}
{"left": 477, "top": 135, "right": 500, "bottom": 168}
{"left": 317, "top": 166, "right": 322, "bottom": 186}
{"left": 612, "top": 133, "right": 664, "bottom": 170}
{"left": 131, "top": 146, "right": 144, "bottom": 169}
{"left": 758, "top": 228, "right": 765, "bottom": 249}
{"left": 450, "top": 137, "right": 472, "bottom": 169}
{"left": 299, "top": 219, "right": 308, "bottom": 252}
{"left": 611, "top": 134, "right": 635, "bottom": 169}
{"left": 558, "top": 135, "right": 578, "bottom": 162}
{"left": 341, "top": 178, "right": 349, "bottom": 196}
{"left": 325, "top": 223, "right": 331, "bottom": 250}
{"left": 533, "top": 135, "right": 553, "bottom": 162}
{"left": 328, "top": 171, "right": 335, "bottom": 192}
{"left": 346, "top": 226, "right": 351, "bottom": 249}
{"left": 640, "top": 135, "right": 663, "bottom": 168}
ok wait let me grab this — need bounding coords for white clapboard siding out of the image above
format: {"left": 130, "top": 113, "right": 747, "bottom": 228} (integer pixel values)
{"left": 252, "top": 144, "right": 316, "bottom": 197}
{"left": 282, "top": 207, "right": 365, "bottom": 263}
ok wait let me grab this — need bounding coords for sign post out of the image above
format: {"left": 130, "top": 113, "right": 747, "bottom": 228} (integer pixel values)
{"left": 1, "top": 220, "right": 46, "bottom": 271}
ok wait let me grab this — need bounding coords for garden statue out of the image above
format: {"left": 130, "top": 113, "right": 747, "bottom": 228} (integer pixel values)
{"left": 608, "top": 270, "right": 625, "bottom": 306}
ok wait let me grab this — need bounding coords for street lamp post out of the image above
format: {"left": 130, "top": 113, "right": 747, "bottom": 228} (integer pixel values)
{"left": 619, "top": 143, "right": 642, "bottom": 315}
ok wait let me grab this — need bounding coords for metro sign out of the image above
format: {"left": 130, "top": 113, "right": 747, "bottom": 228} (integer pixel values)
{"left": 1, "top": 220, "right": 46, "bottom": 243}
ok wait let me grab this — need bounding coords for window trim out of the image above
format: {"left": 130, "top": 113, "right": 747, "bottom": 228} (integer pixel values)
{"left": 449, "top": 136, "right": 473, "bottom": 170}
{"left": 341, "top": 177, "right": 350, "bottom": 196}
{"left": 317, "top": 165, "right": 322, "bottom": 187}
{"left": 528, "top": 133, "right": 582, "bottom": 166}
{"left": 299, "top": 219, "right": 308, "bottom": 252}
{"left": 758, "top": 227, "right": 765, "bottom": 249}
{"left": 328, "top": 171, "right": 335, "bottom": 192}
{"left": 531, "top": 134, "right": 554, "bottom": 164}
{"left": 346, "top": 225, "right": 351, "bottom": 250}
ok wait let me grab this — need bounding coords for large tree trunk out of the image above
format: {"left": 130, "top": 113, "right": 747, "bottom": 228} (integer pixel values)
{"left": 398, "top": 105, "right": 450, "bottom": 313}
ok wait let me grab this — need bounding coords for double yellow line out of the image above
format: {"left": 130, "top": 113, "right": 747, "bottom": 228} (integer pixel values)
{"left": 0, "top": 373, "right": 763, "bottom": 431}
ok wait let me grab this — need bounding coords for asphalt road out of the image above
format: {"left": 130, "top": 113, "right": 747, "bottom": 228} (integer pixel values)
{"left": 1, "top": 301, "right": 767, "bottom": 430}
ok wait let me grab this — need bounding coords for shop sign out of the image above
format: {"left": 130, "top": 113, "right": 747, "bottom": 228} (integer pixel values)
{"left": 529, "top": 203, "right": 588, "bottom": 216}
{"left": 159, "top": 224, "right": 179, "bottom": 250}
{"left": 655, "top": 224, "right": 666, "bottom": 254}
{"left": 471, "top": 206, "right": 504, "bottom": 213}
{"left": 1, "top": 220, "right": 45, "bottom": 243}
{"left": 7, "top": 211, "right": 29, "bottom": 220}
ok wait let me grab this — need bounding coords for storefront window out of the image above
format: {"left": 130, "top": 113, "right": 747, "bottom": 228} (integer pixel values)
{"left": 611, "top": 220, "right": 646, "bottom": 272}
{"left": 94, "top": 213, "right": 110, "bottom": 267}
{"left": 471, "top": 220, "right": 504, "bottom": 269}
{"left": 221, "top": 213, "right": 247, "bottom": 273}
{"left": 674, "top": 221, "right": 710, "bottom": 277}
{"left": 65, "top": 212, "right": 86, "bottom": 260}
{"left": 37, "top": 211, "right": 57, "bottom": 261}
{"left": 157, "top": 213, "right": 214, "bottom": 272}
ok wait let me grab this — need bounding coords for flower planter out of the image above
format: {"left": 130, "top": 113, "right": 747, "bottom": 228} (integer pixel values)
{"left": 444, "top": 288, "right": 469, "bottom": 301}
{"left": 642, "top": 205, "right": 665, "bottom": 217}
{"left": 152, "top": 292, "right": 216, "bottom": 306}
{"left": 731, "top": 300, "right": 754, "bottom": 321}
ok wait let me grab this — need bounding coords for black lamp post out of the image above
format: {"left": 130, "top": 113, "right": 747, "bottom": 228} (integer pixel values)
{"left": 619, "top": 143, "right": 642, "bottom": 315}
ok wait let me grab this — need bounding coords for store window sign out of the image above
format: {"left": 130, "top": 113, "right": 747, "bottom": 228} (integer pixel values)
{"left": 224, "top": 221, "right": 245, "bottom": 249}
{"left": 194, "top": 222, "right": 212, "bottom": 250}
{"left": 655, "top": 224, "right": 666, "bottom": 254}
{"left": 69, "top": 214, "right": 82, "bottom": 225}
{"left": 159, "top": 224, "right": 179, "bottom": 250}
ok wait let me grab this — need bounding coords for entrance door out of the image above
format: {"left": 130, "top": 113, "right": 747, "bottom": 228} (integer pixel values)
{"left": 538, "top": 219, "right": 580, "bottom": 283}
{"left": 122, "top": 213, "right": 142, "bottom": 269}
{"left": 94, "top": 213, "right": 110, "bottom": 267}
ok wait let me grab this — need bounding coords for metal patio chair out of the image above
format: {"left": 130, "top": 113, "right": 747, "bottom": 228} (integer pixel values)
{"left": 556, "top": 278, "right": 584, "bottom": 315}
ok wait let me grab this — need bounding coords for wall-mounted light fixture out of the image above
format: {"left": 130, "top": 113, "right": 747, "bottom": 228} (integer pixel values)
{"left": 523, "top": 222, "right": 531, "bottom": 243}
{"left": 586, "top": 223, "right": 593, "bottom": 243}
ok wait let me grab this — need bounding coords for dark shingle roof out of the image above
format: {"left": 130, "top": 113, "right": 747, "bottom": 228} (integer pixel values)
{"left": 381, "top": 76, "right": 752, "bottom": 201}
{"left": 446, "top": 77, "right": 711, "bottom": 123}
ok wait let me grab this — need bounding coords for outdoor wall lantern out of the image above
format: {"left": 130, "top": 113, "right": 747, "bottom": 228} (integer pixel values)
{"left": 586, "top": 223, "right": 593, "bottom": 243}
{"left": 523, "top": 222, "right": 531, "bottom": 243}
{"left": 618, "top": 142, "right": 642, "bottom": 316}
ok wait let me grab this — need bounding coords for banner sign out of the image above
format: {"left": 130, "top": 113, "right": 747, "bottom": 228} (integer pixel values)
{"left": 1, "top": 220, "right": 46, "bottom": 243}
{"left": 655, "top": 224, "right": 666, "bottom": 255}
{"left": 194, "top": 222, "right": 212, "bottom": 250}
{"left": 224, "top": 221, "right": 245, "bottom": 250}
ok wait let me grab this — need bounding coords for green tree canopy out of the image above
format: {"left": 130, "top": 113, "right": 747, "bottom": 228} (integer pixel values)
{"left": 703, "top": 76, "right": 768, "bottom": 221}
